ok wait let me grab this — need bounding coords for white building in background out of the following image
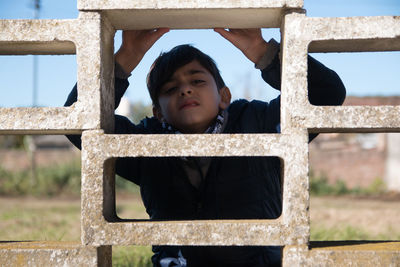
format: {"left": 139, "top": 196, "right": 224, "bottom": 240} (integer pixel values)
{"left": 385, "top": 133, "right": 400, "bottom": 191}
{"left": 115, "top": 97, "right": 132, "bottom": 117}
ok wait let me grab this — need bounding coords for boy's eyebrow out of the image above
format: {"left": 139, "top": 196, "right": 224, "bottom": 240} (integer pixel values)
{"left": 186, "top": 69, "right": 206, "bottom": 75}
{"left": 165, "top": 69, "right": 207, "bottom": 83}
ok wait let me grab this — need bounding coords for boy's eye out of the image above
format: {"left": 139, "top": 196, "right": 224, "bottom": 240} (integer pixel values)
{"left": 164, "top": 86, "right": 177, "bottom": 94}
{"left": 192, "top": 80, "right": 205, "bottom": 85}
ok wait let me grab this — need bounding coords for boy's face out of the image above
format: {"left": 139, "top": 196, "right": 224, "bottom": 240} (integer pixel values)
{"left": 154, "top": 60, "right": 230, "bottom": 133}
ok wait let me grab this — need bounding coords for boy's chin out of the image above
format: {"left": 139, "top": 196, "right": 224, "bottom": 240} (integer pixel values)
{"left": 177, "top": 124, "right": 208, "bottom": 134}
{"left": 179, "top": 128, "right": 203, "bottom": 134}
{"left": 173, "top": 116, "right": 216, "bottom": 133}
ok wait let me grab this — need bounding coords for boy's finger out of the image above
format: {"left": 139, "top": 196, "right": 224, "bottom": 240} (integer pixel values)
{"left": 148, "top": 28, "right": 170, "bottom": 42}
{"left": 142, "top": 28, "right": 170, "bottom": 52}
{"left": 214, "top": 28, "right": 234, "bottom": 41}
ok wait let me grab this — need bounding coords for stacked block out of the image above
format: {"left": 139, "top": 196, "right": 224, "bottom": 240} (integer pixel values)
{"left": 284, "top": 242, "right": 400, "bottom": 267}
{"left": 0, "top": 12, "right": 115, "bottom": 135}
{"left": 0, "top": 242, "right": 111, "bottom": 267}
{"left": 81, "top": 131, "right": 309, "bottom": 246}
{"left": 280, "top": 13, "right": 400, "bottom": 134}
{"left": 77, "top": 0, "right": 304, "bottom": 29}
{"left": 1, "top": 0, "right": 399, "bottom": 265}
{"left": 279, "top": 12, "right": 400, "bottom": 265}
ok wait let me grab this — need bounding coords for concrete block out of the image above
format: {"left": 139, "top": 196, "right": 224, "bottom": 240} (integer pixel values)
{"left": 80, "top": 130, "right": 310, "bottom": 246}
{"left": 283, "top": 242, "right": 400, "bottom": 267}
{"left": 77, "top": 0, "right": 304, "bottom": 29}
{"left": 280, "top": 14, "right": 400, "bottom": 133}
{"left": 0, "top": 12, "right": 115, "bottom": 134}
{"left": 0, "top": 241, "right": 111, "bottom": 267}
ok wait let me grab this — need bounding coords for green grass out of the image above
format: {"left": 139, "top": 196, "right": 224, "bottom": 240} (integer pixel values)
{"left": 113, "top": 246, "right": 153, "bottom": 267}
{"left": 0, "top": 198, "right": 81, "bottom": 241}
{"left": 311, "top": 225, "right": 371, "bottom": 240}
{"left": 0, "top": 159, "right": 81, "bottom": 197}
{"left": 311, "top": 224, "right": 400, "bottom": 241}
{"left": 309, "top": 171, "right": 386, "bottom": 196}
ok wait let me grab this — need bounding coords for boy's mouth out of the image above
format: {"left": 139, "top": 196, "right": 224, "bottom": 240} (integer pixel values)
{"left": 179, "top": 100, "right": 199, "bottom": 110}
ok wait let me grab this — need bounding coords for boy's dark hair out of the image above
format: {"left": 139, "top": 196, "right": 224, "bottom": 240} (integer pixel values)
{"left": 147, "top": 44, "right": 226, "bottom": 107}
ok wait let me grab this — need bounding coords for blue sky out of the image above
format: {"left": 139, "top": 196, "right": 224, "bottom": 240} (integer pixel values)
{"left": 0, "top": 0, "right": 399, "bottom": 108}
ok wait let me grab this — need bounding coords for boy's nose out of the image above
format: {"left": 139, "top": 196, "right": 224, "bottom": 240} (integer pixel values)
{"left": 180, "top": 85, "right": 192, "bottom": 96}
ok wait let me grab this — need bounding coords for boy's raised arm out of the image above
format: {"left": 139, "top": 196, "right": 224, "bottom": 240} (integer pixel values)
{"left": 115, "top": 29, "right": 170, "bottom": 74}
{"left": 214, "top": 28, "right": 269, "bottom": 65}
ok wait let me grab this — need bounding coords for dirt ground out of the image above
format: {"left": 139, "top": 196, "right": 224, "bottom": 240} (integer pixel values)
{"left": 310, "top": 194, "right": 400, "bottom": 240}
{"left": 0, "top": 195, "right": 399, "bottom": 241}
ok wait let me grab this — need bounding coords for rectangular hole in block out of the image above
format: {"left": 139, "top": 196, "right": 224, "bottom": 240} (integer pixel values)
{"left": 0, "top": 134, "right": 81, "bottom": 241}
{"left": 106, "top": 7, "right": 286, "bottom": 30}
{"left": 110, "top": 156, "right": 284, "bottom": 221}
{"left": 0, "top": 54, "right": 77, "bottom": 108}
{"left": 112, "top": 244, "right": 282, "bottom": 266}
{"left": 307, "top": 51, "right": 400, "bottom": 106}
{"left": 115, "top": 174, "right": 147, "bottom": 220}
{"left": 113, "top": 28, "right": 281, "bottom": 108}
{"left": 309, "top": 132, "right": 400, "bottom": 241}
{"left": 112, "top": 246, "right": 280, "bottom": 266}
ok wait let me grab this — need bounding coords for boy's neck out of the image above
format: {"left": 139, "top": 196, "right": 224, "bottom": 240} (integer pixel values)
{"left": 168, "top": 112, "right": 225, "bottom": 134}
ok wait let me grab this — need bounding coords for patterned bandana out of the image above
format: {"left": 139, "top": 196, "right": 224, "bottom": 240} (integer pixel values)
{"left": 161, "top": 113, "right": 225, "bottom": 134}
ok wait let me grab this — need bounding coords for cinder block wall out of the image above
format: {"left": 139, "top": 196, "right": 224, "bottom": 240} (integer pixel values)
{"left": 1, "top": 1, "right": 399, "bottom": 266}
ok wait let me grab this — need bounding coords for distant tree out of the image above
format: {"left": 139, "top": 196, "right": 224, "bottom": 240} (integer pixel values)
{"left": 0, "top": 135, "right": 25, "bottom": 149}
{"left": 130, "top": 101, "right": 153, "bottom": 124}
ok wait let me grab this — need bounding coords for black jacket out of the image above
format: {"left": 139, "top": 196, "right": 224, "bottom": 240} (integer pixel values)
{"left": 65, "top": 53, "right": 346, "bottom": 266}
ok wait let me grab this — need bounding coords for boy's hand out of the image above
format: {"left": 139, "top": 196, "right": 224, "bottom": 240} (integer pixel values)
{"left": 214, "top": 28, "right": 269, "bottom": 65}
{"left": 115, "top": 28, "right": 169, "bottom": 74}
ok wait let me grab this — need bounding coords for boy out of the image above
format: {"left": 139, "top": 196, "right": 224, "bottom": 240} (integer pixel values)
{"left": 66, "top": 29, "right": 346, "bottom": 266}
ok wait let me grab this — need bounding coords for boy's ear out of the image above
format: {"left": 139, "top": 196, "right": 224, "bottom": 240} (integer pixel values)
{"left": 153, "top": 106, "right": 164, "bottom": 122}
{"left": 219, "top": 86, "right": 231, "bottom": 110}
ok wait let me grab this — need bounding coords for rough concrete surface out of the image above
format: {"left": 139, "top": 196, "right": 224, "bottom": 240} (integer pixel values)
{"left": 78, "top": 0, "right": 304, "bottom": 9}
{"left": 283, "top": 242, "right": 400, "bottom": 267}
{"left": 0, "top": 241, "right": 111, "bottom": 267}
